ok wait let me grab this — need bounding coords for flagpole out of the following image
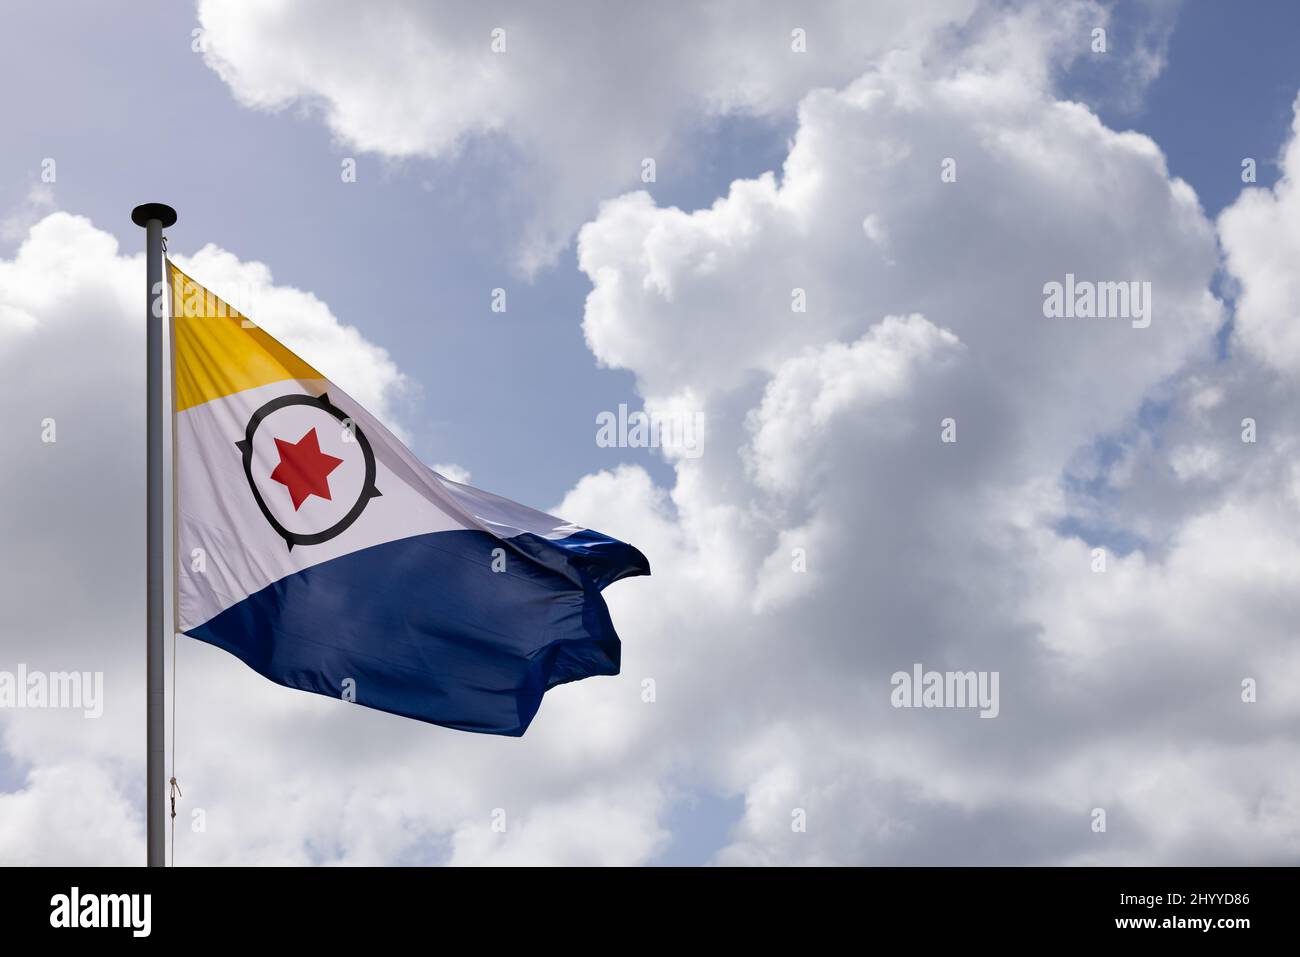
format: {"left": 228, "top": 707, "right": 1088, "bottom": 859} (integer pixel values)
{"left": 132, "top": 203, "right": 177, "bottom": 868}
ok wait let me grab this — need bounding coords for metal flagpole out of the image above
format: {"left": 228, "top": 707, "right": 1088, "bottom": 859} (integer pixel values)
{"left": 131, "top": 202, "right": 177, "bottom": 868}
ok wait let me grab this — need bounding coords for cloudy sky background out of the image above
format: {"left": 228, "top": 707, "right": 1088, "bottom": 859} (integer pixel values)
{"left": 2, "top": 0, "right": 1300, "bottom": 864}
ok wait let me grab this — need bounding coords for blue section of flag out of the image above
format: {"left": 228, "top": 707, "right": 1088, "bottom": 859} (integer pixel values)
{"left": 186, "top": 528, "right": 649, "bottom": 736}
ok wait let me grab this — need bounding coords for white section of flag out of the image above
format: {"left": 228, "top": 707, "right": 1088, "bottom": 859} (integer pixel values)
{"left": 176, "top": 378, "right": 466, "bottom": 631}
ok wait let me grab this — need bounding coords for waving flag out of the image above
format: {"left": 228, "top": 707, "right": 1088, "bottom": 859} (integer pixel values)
{"left": 168, "top": 262, "right": 648, "bottom": 735}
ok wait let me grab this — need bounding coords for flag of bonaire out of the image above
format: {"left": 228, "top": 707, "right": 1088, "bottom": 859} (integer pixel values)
{"left": 168, "top": 262, "right": 649, "bottom": 736}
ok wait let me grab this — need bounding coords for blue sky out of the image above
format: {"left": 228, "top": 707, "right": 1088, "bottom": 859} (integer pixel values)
{"left": 1124, "top": 1, "right": 1300, "bottom": 216}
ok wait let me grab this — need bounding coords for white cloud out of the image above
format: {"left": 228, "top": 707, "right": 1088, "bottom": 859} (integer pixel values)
{"left": 1219, "top": 93, "right": 1300, "bottom": 374}
{"left": 431, "top": 462, "right": 471, "bottom": 484}
{"left": 743, "top": 314, "right": 963, "bottom": 494}
{"left": 196, "top": 0, "right": 982, "bottom": 271}
{"left": 560, "top": 15, "right": 1300, "bottom": 864}
{"left": 0, "top": 763, "right": 141, "bottom": 865}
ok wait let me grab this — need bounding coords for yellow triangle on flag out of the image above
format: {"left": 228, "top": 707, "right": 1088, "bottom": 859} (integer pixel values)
{"left": 168, "top": 261, "right": 321, "bottom": 412}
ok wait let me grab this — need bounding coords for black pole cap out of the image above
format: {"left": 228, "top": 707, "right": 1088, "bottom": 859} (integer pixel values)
{"left": 131, "top": 203, "right": 178, "bottom": 228}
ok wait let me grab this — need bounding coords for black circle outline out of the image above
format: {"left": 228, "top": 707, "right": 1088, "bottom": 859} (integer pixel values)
{"left": 237, "top": 393, "right": 380, "bottom": 550}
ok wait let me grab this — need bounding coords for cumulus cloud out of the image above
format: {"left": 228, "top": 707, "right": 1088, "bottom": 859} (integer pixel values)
{"left": 561, "top": 10, "right": 1300, "bottom": 864}
{"left": 195, "top": 0, "right": 981, "bottom": 271}
{"left": 1219, "top": 93, "right": 1300, "bottom": 374}
{"left": 0, "top": 763, "right": 141, "bottom": 865}
{"left": 743, "top": 314, "right": 964, "bottom": 494}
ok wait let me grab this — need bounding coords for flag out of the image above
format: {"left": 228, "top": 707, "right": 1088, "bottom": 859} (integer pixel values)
{"left": 168, "top": 262, "right": 648, "bottom": 735}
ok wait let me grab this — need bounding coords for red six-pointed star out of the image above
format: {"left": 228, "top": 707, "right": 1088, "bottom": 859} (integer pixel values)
{"left": 269, "top": 427, "right": 343, "bottom": 511}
